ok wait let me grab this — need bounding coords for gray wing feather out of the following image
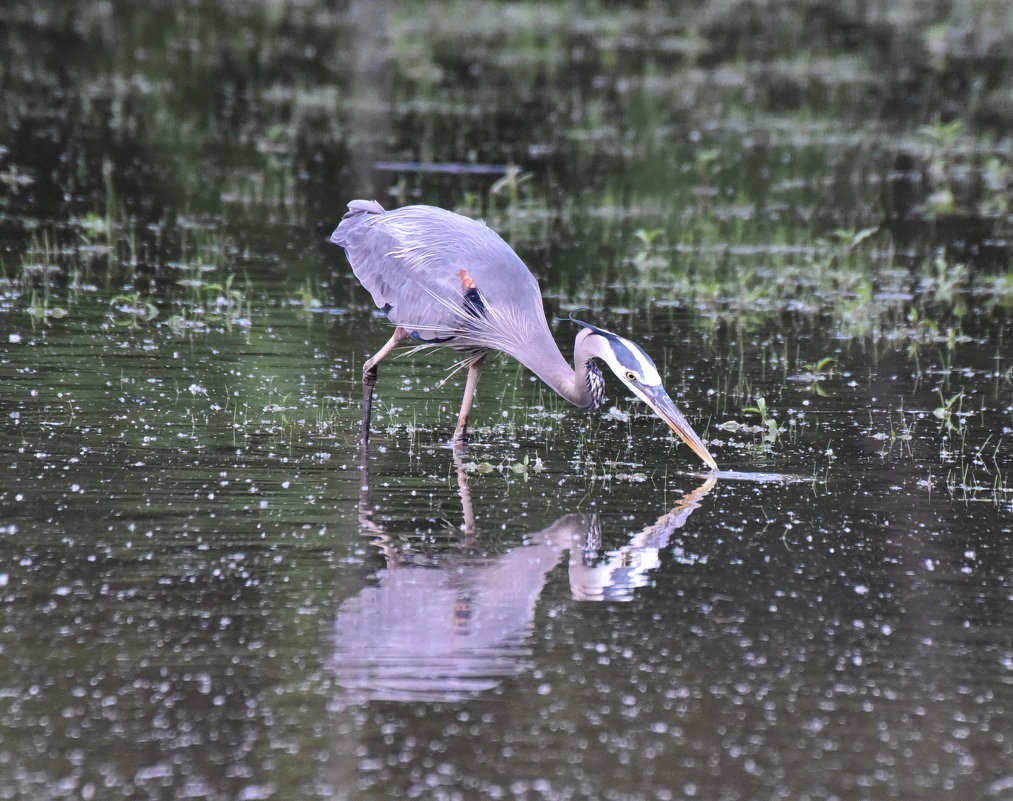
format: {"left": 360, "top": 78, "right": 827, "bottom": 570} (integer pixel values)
{"left": 331, "top": 200, "right": 543, "bottom": 348}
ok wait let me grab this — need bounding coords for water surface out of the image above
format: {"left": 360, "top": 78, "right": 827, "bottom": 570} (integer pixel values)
{"left": 1, "top": 2, "right": 1011, "bottom": 800}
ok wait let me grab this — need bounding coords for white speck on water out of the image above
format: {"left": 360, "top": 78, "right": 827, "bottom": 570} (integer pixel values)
{"left": 605, "top": 406, "right": 629, "bottom": 422}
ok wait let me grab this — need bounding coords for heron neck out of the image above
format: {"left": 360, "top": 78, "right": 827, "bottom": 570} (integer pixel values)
{"left": 514, "top": 330, "right": 598, "bottom": 410}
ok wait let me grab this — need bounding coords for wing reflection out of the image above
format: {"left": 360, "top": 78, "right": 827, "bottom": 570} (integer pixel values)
{"left": 331, "top": 456, "right": 715, "bottom": 704}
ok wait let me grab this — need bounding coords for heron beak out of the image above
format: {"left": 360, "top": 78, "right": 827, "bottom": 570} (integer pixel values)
{"left": 637, "top": 386, "right": 718, "bottom": 470}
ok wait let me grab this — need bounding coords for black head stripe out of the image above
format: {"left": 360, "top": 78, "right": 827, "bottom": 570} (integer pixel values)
{"left": 570, "top": 315, "right": 659, "bottom": 382}
{"left": 569, "top": 316, "right": 626, "bottom": 351}
{"left": 607, "top": 337, "right": 650, "bottom": 374}
{"left": 567, "top": 314, "right": 609, "bottom": 334}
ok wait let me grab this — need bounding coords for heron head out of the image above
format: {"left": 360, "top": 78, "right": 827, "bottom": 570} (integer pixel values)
{"left": 573, "top": 320, "right": 718, "bottom": 470}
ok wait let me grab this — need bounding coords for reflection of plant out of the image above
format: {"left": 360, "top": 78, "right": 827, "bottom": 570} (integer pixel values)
{"left": 19, "top": 231, "right": 68, "bottom": 324}
{"left": 904, "top": 307, "right": 941, "bottom": 345}
{"left": 262, "top": 392, "right": 297, "bottom": 425}
{"left": 815, "top": 228, "right": 882, "bottom": 291}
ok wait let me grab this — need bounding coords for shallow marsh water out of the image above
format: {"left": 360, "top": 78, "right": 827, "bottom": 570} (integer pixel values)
{"left": 1, "top": 2, "right": 1012, "bottom": 800}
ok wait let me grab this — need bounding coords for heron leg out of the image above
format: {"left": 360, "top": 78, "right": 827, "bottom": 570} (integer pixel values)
{"left": 361, "top": 327, "right": 408, "bottom": 445}
{"left": 453, "top": 353, "right": 486, "bottom": 449}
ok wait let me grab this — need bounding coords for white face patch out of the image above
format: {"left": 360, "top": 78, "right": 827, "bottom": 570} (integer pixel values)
{"left": 616, "top": 336, "right": 662, "bottom": 385}
{"left": 580, "top": 327, "right": 664, "bottom": 387}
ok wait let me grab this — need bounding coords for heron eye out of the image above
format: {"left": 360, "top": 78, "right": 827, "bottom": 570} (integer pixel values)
{"left": 624, "top": 370, "right": 637, "bottom": 382}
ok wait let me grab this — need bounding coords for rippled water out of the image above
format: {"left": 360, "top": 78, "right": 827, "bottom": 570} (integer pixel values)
{"left": 1, "top": 2, "right": 1011, "bottom": 800}
{"left": 3, "top": 306, "right": 1009, "bottom": 800}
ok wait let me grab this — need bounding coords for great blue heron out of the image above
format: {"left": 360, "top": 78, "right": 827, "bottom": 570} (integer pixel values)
{"left": 330, "top": 199, "right": 718, "bottom": 469}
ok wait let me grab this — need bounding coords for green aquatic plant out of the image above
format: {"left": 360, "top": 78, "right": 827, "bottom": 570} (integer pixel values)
{"left": 79, "top": 212, "right": 113, "bottom": 244}
{"left": 979, "top": 272, "right": 1013, "bottom": 310}
{"left": 929, "top": 255, "right": 968, "bottom": 305}
{"left": 945, "top": 443, "right": 1012, "bottom": 510}
{"left": 0, "top": 158, "right": 34, "bottom": 204}
{"left": 743, "top": 396, "right": 780, "bottom": 446}
{"left": 172, "top": 255, "right": 252, "bottom": 329}
{"left": 109, "top": 291, "right": 158, "bottom": 327}
{"left": 806, "top": 356, "right": 836, "bottom": 376}
{"left": 870, "top": 406, "right": 917, "bottom": 460}
{"left": 798, "top": 356, "right": 836, "bottom": 396}
{"left": 26, "top": 289, "right": 68, "bottom": 325}
{"left": 201, "top": 273, "right": 251, "bottom": 324}
{"left": 631, "top": 227, "right": 666, "bottom": 268}
{"left": 489, "top": 165, "right": 533, "bottom": 211}
{"left": 692, "top": 148, "right": 721, "bottom": 186}
{"left": 294, "top": 279, "right": 323, "bottom": 311}
{"left": 933, "top": 390, "right": 964, "bottom": 433}
{"left": 828, "top": 226, "right": 880, "bottom": 251}
{"left": 918, "top": 118, "right": 964, "bottom": 148}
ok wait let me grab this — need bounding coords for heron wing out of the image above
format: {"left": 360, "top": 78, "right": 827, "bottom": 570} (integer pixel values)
{"left": 331, "top": 201, "right": 544, "bottom": 348}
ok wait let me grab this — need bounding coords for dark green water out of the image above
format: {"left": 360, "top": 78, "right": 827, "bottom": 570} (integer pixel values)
{"left": 1, "top": 3, "right": 1011, "bottom": 800}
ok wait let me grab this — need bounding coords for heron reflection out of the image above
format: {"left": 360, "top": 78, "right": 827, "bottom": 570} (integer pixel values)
{"left": 331, "top": 458, "right": 715, "bottom": 705}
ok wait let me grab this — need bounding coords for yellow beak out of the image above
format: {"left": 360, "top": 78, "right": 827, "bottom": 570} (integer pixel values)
{"left": 639, "top": 386, "right": 718, "bottom": 470}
